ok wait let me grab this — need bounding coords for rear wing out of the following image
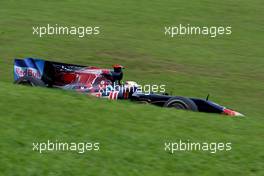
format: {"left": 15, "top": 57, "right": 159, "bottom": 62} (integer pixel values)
{"left": 14, "top": 58, "right": 86, "bottom": 84}
{"left": 14, "top": 58, "right": 45, "bottom": 81}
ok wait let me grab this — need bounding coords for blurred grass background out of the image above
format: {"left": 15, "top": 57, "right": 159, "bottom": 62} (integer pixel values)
{"left": 0, "top": 0, "right": 263, "bottom": 175}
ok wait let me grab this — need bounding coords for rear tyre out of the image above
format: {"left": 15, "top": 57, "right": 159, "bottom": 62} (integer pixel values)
{"left": 14, "top": 76, "right": 46, "bottom": 87}
{"left": 164, "top": 96, "right": 198, "bottom": 111}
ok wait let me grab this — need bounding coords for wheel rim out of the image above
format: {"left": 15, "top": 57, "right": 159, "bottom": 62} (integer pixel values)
{"left": 168, "top": 101, "right": 188, "bottom": 109}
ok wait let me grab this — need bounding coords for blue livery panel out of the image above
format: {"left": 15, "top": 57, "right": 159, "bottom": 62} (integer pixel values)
{"left": 14, "top": 58, "right": 45, "bottom": 81}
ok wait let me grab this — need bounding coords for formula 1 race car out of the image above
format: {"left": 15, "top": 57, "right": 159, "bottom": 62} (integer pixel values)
{"left": 14, "top": 58, "right": 244, "bottom": 117}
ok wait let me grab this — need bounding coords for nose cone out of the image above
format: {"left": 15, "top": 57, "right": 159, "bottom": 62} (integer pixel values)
{"left": 223, "top": 108, "right": 245, "bottom": 117}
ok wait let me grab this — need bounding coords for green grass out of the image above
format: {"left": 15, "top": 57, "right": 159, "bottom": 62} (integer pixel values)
{"left": 0, "top": 0, "right": 263, "bottom": 175}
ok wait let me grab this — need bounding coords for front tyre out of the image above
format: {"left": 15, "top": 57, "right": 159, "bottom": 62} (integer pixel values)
{"left": 164, "top": 96, "right": 198, "bottom": 111}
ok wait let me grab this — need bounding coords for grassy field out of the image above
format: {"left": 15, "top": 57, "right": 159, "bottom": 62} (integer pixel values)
{"left": 0, "top": 0, "right": 263, "bottom": 175}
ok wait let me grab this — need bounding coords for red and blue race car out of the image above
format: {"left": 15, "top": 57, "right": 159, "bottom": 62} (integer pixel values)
{"left": 14, "top": 58, "right": 244, "bottom": 117}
